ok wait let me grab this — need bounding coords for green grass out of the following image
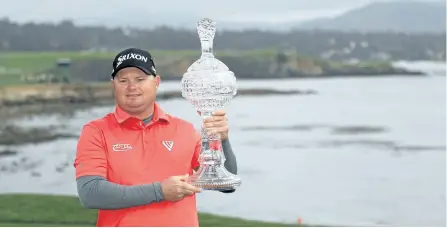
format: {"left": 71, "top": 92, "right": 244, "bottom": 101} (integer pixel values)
{"left": 0, "top": 49, "right": 279, "bottom": 70}
{"left": 0, "top": 49, "right": 280, "bottom": 86}
{"left": 0, "top": 51, "right": 114, "bottom": 78}
{"left": 0, "top": 194, "right": 305, "bottom": 227}
{"left": 0, "top": 223, "right": 90, "bottom": 227}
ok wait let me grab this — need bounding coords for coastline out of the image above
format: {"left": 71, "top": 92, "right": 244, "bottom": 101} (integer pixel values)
{"left": 0, "top": 83, "right": 316, "bottom": 108}
{"left": 0, "top": 50, "right": 427, "bottom": 87}
{"left": 158, "top": 72, "right": 426, "bottom": 81}
{"left": 0, "top": 71, "right": 430, "bottom": 119}
{"left": 0, "top": 68, "right": 427, "bottom": 108}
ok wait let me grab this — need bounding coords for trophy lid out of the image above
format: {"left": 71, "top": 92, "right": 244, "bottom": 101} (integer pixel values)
{"left": 185, "top": 18, "right": 230, "bottom": 73}
{"left": 181, "top": 18, "right": 237, "bottom": 99}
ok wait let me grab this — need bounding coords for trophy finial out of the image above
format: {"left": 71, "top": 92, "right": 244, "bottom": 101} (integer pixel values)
{"left": 197, "top": 18, "right": 216, "bottom": 41}
{"left": 197, "top": 18, "right": 216, "bottom": 58}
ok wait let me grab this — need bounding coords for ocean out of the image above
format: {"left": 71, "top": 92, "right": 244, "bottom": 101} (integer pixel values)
{"left": 0, "top": 62, "right": 445, "bottom": 226}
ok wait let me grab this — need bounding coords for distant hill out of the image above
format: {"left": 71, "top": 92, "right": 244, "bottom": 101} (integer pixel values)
{"left": 296, "top": 1, "right": 446, "bottom": 34}
{"left": 0, "top": 18, "right": 444, "bottom": 61}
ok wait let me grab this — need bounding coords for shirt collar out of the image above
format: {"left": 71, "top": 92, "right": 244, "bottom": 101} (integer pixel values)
{"left": 114, "top": 102, "right": 170, "bottom": 124}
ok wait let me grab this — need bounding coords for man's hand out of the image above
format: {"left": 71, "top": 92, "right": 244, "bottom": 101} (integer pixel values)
{"left": 161, "top": 174, "right": 201, "bottom": 202}
{"left": 203, "top": 110, "right": 229, "bottom": 140}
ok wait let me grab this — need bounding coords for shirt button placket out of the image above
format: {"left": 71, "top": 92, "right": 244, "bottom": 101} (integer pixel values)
{"left": 140, "top": 122, "right": 147, "bottom": 150}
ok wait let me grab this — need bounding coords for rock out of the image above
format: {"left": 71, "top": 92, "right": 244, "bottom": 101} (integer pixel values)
{"left": 331, "top": 126, "right": 388, "bottom": 135}
{"left": 31, "top": 171, "right": 41, "bottom": 177}
{"left": 0, "top": 125, "right": 78, "bottom": 146}
{"left": 0, "top": 149, "right": 17, "bottom": 157}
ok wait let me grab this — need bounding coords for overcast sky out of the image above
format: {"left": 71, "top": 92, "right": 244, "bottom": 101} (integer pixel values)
{"left": 0, "top": 0, "right": 442, "bottom": 26}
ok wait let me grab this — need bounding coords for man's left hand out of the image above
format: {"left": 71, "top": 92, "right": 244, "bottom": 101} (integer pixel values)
{"left": 203, "top": 110, "right": 229, "bottom": 140}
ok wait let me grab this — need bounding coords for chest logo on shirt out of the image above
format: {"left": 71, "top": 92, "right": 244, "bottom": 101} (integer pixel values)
{"left": 112, "top": 144, "right": 133, "bottom": 152}
{"left": 162, "top": 141, "right": 174, "bottom": 152}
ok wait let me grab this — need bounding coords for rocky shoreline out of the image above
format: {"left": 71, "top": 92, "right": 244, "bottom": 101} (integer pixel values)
{"left": 155, "top": 72, "right": 426, "bottom": 82}
{"left": 0, "top": 125, "right": 78, "bottom": 146}
{"left": 0, "top": 82, "right": 317, "bottom": 130}
{"left": 0, "top": 83, "right": 316, "bottom": 107}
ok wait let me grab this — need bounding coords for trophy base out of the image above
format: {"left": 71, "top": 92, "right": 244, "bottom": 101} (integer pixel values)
{"left": 187, "top": 165, "right": 242, "bottom": 191}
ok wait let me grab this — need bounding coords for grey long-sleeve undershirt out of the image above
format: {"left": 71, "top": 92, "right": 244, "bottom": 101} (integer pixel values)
{"left": 76, "top": 117, "right": 238, "bottom": 210}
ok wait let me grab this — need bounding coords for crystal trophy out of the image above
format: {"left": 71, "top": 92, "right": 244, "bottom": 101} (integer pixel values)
{"left": 180, "top": 18, "right": 242, "bottom": 191}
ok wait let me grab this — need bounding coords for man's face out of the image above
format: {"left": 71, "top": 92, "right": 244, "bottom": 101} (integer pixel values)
{"left": 112, "top": 67, "right": 160, "bottom": 115}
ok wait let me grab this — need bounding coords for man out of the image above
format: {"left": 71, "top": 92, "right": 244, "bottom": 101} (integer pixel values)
{"left": 74, "top": 47, "right": 238, "bottom": 227}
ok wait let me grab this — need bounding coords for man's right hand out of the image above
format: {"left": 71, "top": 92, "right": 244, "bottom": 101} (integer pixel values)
{"left": 161, "top": 174, "right": 201, "bottom": 202}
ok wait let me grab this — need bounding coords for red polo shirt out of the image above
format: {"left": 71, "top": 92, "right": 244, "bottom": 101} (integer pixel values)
{"left": 74, "top": 103, "right": 201, "bottom": 227}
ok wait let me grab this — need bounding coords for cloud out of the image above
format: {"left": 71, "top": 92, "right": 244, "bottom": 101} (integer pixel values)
{"left": 0, "top": 0, "right": 372, "bottom": 23}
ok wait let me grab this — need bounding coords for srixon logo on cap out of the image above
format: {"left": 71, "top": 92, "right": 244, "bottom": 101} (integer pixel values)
{"left": 116, "top": 53, "right": 148, "bottom": 66}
